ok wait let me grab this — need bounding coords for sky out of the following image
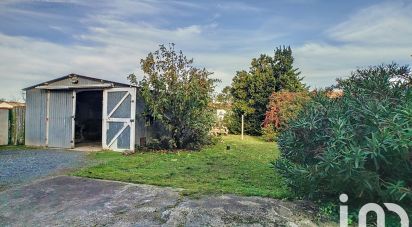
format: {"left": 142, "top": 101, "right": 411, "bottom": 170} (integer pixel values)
{"left": 0, "top": 0, "right": 411, "bottom": 100}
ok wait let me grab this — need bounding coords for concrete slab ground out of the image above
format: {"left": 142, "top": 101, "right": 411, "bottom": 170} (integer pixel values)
{"left": 0, "top": 176, "right": 330, "bottom": 226}
{"left": 71, "top": 141, "right": 104, "bottom": 152}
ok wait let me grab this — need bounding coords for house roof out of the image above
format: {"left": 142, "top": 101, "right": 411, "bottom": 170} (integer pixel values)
{"left": 0, "top": 101, "right": 25, "bottom": 109}
{"left": 23, "top": 73, "right": 133, "bottom": 91}
{"left": 326, "top": 89, "right": 344, "bottom": 99}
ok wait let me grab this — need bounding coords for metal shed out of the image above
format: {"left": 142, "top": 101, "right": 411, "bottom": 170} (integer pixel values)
{"left": 23, "top": 74, "right": 156, "bottom": 151}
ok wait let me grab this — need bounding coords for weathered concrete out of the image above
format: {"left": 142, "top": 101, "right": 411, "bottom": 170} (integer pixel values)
{"left": 0, "top": 176, "right": 331, "bottom": 226}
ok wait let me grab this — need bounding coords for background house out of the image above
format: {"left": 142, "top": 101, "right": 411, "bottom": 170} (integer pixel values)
{"left": 216, "top": 109, "right": 227, "bottom": 121}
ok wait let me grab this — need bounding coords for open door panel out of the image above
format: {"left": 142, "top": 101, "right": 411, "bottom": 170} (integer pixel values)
{"left": 102, "top": 87, "right": 136, "bottom": 151}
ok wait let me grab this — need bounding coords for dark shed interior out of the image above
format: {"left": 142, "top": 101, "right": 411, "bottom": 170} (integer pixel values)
{"left": 75, "top": 90, "right": 103, "bottom": 145}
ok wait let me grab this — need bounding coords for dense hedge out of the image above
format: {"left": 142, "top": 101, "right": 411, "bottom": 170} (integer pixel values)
{"left": 275, "top": 63, "right": 412, "bottom": 204}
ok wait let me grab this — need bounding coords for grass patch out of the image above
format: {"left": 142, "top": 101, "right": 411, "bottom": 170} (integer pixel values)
{"left": 0, "top": 145, "right": 41, "bottom": 151}
{"left": 74, "top": 135, "right": 290, "bottom": 198}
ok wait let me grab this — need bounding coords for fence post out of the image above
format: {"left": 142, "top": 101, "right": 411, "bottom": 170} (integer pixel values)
{"left": 241, "top": 114, "right": 244, "bottom": 140}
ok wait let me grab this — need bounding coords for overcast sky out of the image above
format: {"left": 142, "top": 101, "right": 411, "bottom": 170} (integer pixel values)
{"left": 1, "top": 0, "right": 411, "bottom": 100}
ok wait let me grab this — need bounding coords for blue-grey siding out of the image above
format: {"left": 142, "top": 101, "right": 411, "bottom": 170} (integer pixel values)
{"left": 48, "top": 91, "right": 74, "bottom": 148}
{"left": 25, "top": 89, "right": 47, "bottom": 146}
{"left": 107, "top": 91, "right": 131, "bottom": 118}
{"left": 134, "top": 93, "right": 166, "bottom": 146}
{"left": 106, "top": 122, "right": 130, "bottom": 149}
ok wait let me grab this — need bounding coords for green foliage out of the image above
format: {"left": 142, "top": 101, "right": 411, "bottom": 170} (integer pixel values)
{"left": 0, "top": 145, "right": 40, "bottom": 151}
{"left": 9, "top": 108, "right": 25, "bottom": 145}
{"left": 146, "top": 136, "right": 176, "bottom": 150}
{"left": 222, "top": 110, "right": 240, "bottom": 134}
{"left": 216, "top": 86, "right": 232, "bottom": 105}
{"left": 261, "top": 124, "right": 277, "bottom": 142}
{"left": 75, "top": 135, "right": 290, "bottom": 198}
{"left": 229, "top": 46, "right": 306, "bottom": 135}
{"left": 273, "top": 47, "right": 306, "bottom": 92}
{"left": 275, "top": 63, "right": 412, "bottom": 206}
{"left": 129, "top": 44, "right": 218, "bottom": 150}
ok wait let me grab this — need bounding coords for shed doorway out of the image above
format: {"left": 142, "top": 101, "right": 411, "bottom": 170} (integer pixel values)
{"left": 75, "top": 90, "right": 103, "bottom": 150}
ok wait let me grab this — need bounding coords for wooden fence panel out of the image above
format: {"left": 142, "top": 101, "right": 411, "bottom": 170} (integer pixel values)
{"left": 9, "top": 107, "right": 25, "bottom": 145}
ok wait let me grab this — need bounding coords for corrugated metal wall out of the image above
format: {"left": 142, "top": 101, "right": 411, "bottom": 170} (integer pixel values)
{"left": 134, "top": 93, "right": 166, "bottom": 147}
{"left": 48, "top": 91, "right": 74, "bottom": 148}
{"left": 135, "top": 93, "right": 146, "bottom": 146}
{"left": 25, "top": 89, "right": 47, "bottom": 146}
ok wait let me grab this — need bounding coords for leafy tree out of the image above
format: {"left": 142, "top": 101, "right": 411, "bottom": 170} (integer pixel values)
{"left": 128, "top": 44, "right": 218, "bottom": 149}
{"left": 216, "top": 86, "right": 232, "bottom": 105}
{"left": 275, "top": 63, "right": 412, "bottom": 205}
{"left": 229, "top": 46, "right": 306, "bottom": 135}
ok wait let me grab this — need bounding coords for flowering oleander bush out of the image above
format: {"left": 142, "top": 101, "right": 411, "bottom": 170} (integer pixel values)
{"left": 275, "top": 63, "right": 412, "bottom": 204}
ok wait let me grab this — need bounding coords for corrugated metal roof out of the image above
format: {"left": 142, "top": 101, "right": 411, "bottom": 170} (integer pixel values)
{"left": 35, "top": 83, "right": 115, "bottom": 90}
{"left": 23, "top": 73, "right": 134, "bottom": 91}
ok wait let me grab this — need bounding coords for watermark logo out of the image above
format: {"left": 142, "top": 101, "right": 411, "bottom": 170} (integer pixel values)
{"left": 339, "top": 193, "right": 409, "bottom": 227}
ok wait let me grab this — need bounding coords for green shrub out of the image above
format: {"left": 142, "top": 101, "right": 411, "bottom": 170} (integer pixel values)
{"left": 262, "top": 124, "right": 277, "bottom": 142}
{"left": 159, "top": 136, "right": 176, "bottom": 150}
{"left": 130, "top": 44, "right": 217, "bottom": 150}
{"left": 146, "top": 138, "right": 161, "bottom": 150}
{"left": 146, "top": 136, "right": 179, "bottom": 150}
{"left": 223, "top": 110, "right": 240, "bottom": 134}
{"left": 275, "top": 63, "right": 412, "bottom": 205}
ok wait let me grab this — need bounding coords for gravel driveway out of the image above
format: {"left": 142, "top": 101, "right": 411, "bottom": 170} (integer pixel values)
{"left": 0, "top": 149, "right": 87, "bottom": 190}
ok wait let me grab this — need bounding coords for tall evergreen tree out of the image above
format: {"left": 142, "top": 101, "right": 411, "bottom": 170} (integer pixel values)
{"left": 229, "top": 46, "right": 305, "bottom": 135}
{"left": 273, "top": 46, "right": 305, "bottom": 91}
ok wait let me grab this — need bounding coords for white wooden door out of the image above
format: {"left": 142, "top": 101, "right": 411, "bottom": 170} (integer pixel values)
{"left": 102, "top": 87, "right": 136, "bottom": 151}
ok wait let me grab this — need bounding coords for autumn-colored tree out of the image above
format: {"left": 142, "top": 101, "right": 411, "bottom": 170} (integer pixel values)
{"left": 261, "top": 91, "right": 310, "bottom": 141}
{"left": 263, "top": 91, "right": 311, "bottom": 129}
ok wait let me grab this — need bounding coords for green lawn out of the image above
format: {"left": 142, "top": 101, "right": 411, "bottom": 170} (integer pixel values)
{"left": 0, "top": 145, "right": 38, "bottom": 151}
{"left": 74, "top": 135, "right": 290, "bottom": 198}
